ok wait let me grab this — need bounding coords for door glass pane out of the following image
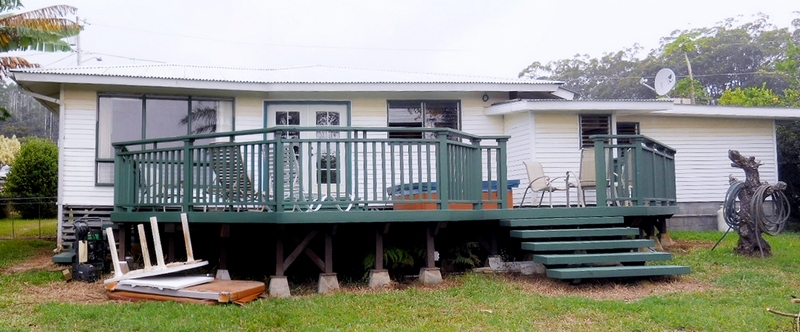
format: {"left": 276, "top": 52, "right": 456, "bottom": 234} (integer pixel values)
{"left": 276, "top": 111, "right": 300, "bottom": 139}
{"left": 317, "top": 111, "right": 340, "bottom": 184}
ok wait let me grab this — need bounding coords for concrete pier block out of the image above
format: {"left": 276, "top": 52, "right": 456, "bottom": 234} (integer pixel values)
{"left": 215, "top": 269, "right": 231, "bottom": 280}
{"left": 368, "top": 269, "right": 391, "bottom": 288}
{"left": 418, "top": 267, "right": 442, "bottom": 285}
{"left": 269, "top": 276, "right": 291, "bottom": 298}
{"left": 318, "top": 273, "right": 340, "bottom": 294}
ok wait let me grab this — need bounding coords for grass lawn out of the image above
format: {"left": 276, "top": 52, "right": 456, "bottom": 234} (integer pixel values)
{"left": 2, "top": 231, "right": 800, "bottom": 331}
{"left": 0, "top": 217, "right": 58, "bottom": 240}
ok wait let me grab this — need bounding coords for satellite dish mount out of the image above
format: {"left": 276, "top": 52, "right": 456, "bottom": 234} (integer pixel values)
{"left": 641, "top": 68, "right": 677, "bottom": 96}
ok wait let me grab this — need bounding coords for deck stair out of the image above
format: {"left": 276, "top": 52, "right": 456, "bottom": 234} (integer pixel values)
{"left": 500, "top": 216, "right": 689, "bottom": 280}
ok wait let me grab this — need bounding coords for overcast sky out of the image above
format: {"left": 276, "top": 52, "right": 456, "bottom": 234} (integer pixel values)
{"left": 8, "top": 0, "right": 800, "bottom": 78}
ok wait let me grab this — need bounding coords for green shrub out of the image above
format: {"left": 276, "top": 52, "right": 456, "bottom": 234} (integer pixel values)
{"left": 4, "top": 138, "right": 57, "bottom": 219}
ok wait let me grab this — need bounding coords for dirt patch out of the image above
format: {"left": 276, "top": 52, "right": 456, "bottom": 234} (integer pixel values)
{"left": 6, "top": 240, "right": 712, "bottom": 304}
{"left": 498, "top": 273, "right": 709, "bottom": 302}
{"left": 1, "top": 252, "right": 62, "bottom": 274}
{"left": 3, "top": 252, "right": 111, "bottom": 304}
{"left": 17, "top": 280, "right": 109, "bottom": 304}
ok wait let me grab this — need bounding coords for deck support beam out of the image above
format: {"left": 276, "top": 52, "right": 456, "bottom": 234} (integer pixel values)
{"left": 420, "top": 223, "right": 442, "bottom": 285}
{"left": 369, "top": 223, "right": 391, "bottom": 288}
{"left": 270, "top": 226, "right": 290, "bottom": 297}
{"left": 318, "top": 227, "right": 339, "bottom": 294}
{"left": 216, "top": 224, "right": 231, "bottom": 280}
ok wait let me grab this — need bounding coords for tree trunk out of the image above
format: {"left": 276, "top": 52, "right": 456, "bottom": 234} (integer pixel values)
{"left": 728, "top": 150, "right": 771, "bottom": 257}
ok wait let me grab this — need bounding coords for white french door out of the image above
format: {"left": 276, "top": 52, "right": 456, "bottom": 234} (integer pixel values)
{"left": 265, "top": 103, "right": 348, "bottom": 195}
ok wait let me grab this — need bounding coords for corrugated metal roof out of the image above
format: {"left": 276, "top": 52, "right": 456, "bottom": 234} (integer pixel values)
{"left": 11, "top": 64, "right": 562, "bottom": 85}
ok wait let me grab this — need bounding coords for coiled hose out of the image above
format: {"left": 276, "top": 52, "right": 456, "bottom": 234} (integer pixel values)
{"left": 723, "top": 181, "right": 790, "bottom": 235}
{"left": 752, "top": 184, "right": 791, "bottom": 236}
{"left": 714, "top": 181, "right": 790, "bottom": 254}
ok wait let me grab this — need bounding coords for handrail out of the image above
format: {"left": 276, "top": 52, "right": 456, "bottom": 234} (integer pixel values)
{"left": 591, "top": 135, "right": 677, "bottom": 207}
{"left": 113, "top": 127, "right": 512, "bottom": 213}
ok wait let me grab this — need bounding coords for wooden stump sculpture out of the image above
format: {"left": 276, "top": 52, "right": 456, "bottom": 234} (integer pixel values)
{"left": 728, "top": 150, "right": 787, "bottom": 257}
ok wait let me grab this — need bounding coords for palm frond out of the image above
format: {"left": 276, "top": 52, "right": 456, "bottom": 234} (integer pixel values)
{"left": 0, "top": 56, "right": 38, "bottom": 77}
{"left": 0, "top": 5, "right": 76, "bottom": 22}
{"left": 0, "top": 18, "right": 81, "bottom": 36}
{"left": 0, "top": 0, "right": 22, "bottom": 13}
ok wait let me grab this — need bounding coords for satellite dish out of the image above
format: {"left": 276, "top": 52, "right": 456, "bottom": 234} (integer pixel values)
{"left": 654, "top": 68, "right": 676, "bottom": 96}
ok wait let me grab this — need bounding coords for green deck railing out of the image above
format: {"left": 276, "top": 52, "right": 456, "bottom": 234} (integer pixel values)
{"left": 113, "top": 127, "right": 510, "bottom": 213}
{"left": 591, "top": 135, "right": 677, "bottom": 207}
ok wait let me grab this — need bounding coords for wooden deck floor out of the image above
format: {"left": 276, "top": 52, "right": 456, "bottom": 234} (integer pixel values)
{"left": 110, "top": 205, "right": 679, "bottom": 224}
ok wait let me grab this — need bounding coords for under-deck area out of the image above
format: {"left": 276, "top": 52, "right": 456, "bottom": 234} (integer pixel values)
{"left": 106, "top": 127, "right": 688, "bottom": 292}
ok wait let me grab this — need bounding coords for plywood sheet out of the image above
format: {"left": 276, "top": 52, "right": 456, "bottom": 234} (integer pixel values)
{"left": 119, "top": 276, "right": 214, "bottom": 290}
{"left": 109, "top": 279, "right": 265, "bottom": 304}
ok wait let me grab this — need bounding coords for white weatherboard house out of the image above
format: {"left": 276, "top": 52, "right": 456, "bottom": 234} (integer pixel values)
{"left": 9, "top": 64, "right": 800, "bottom": 249}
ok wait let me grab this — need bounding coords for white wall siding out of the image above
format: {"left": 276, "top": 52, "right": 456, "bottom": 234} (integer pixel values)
{"left": 622, "top": 116, "right": 777, "bottom": 203}
{"left": 60, "top": 90, "right": 114, "bottom": 205}
{"left": 504, "top": 112, "right": 533, "bottom": 205}
{"left": 531, "top": 113, "right": 583, "bottom": 206}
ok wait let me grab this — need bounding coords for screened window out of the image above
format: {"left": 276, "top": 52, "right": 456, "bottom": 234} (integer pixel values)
{"left": 616, "top": 122, "right": 640, "bottom": 145}
{"left": 579, "top": 114, "right": 610, "bottom": 148}
{"left": 96, "top": 95, "right": 234, "bottom": 184}
{"left": 387, "top": 100, "right": 459, "bottom": 138}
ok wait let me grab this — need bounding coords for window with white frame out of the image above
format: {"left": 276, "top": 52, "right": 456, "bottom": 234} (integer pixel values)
{"left": 96, "top": 95, "right": 234, "bottom": 185}
{"left": 387, "top": 100, "right": 459, "bottom": 138}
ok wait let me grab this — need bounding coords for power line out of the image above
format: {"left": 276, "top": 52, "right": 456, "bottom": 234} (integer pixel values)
{"left": 44, "top": 53, "right": 76, "bottom": 67}
{"left": 85, "top": 52, "right": 166, "bottom": 64}
{"left": 91, "top": 23, "right": 471, "bottom": 53}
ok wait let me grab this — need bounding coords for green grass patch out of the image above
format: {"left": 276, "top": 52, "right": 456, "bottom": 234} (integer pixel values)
{"left": 0, "top": 217, "right": 57, "bottom": 239}
{"left": 3, "top": 232, "right": 800, "bottom": 331}
{"left": 0, "top": 239, "right": 54, "bottom": 269}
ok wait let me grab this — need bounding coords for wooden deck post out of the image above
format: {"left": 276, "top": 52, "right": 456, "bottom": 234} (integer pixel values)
{"left": 425, "top": 225, "right": 436, "bottom": 268}
{"left": 375, "top": 228, "right": 384, "bottom": 270}
{"left": 275, "top": 227, "right": 284, "bottom": 277}
{"left": 318, "top": 227, "right": 339, "bottom": 294}
{"left": 217, "top": 224, "right": 231, "bottom": 280}
{"left": 269, "top": 226, "right": 290, "bottom": 298}
{"left": 117, "top": 223, "right": 127, "bottom": 262}
{"left": 420, "top": 223, "right": 442, "bottom": 285}
{"left": 368, "top": 223, "right": 391, "bottom": 288}
{"left": 324, "top": 230, "right": 333, "bottom": 274}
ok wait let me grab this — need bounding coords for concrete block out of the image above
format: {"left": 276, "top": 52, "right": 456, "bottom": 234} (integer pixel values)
{"left": 368, "top": 269, "right": 391, "bottom": 288}
{"left": 418, "top": 267, "right": 442, "bottom": 285}
{"left": 215, "top": 269, "right": 231, "bottom": 280}
{"left": 318, "top": 273, "right": 340, "bottom": 294}
{"left": 269, "top": 276, "right": 291, "bottom": 298}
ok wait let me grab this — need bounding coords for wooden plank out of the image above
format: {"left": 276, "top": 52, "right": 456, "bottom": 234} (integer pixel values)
{"left": 149, "top": 217, "right": 166, "bottom": 268}
{"left": 522, "top": 239, "right": 655, "bottom": 251}
{"left": 510, "top": 227, "right": 639, "bottom": 239}
{"left": 105, "top": 227, "right": 123, "bottom": 278}
{"left": 103, "top": 260, "right": 209, "bottom": 284}
{"left": 137, "top": 224, "right": 152, "bottom": 270}
{"left": 500, "top": 217, "right": 624, "bottom": 227}
{"left": 181, "top": 213, "right": 194, "bottom": 261}
{"left": 546, "top": 265, "right": 691, "bottom": 279}
{"left": 533, "top": 252, "right": 672, "bottom": 265}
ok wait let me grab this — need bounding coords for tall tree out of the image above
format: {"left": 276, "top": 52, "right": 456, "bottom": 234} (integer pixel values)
{"left": 519, "top": 14, "right": 799, "bottom": 103}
